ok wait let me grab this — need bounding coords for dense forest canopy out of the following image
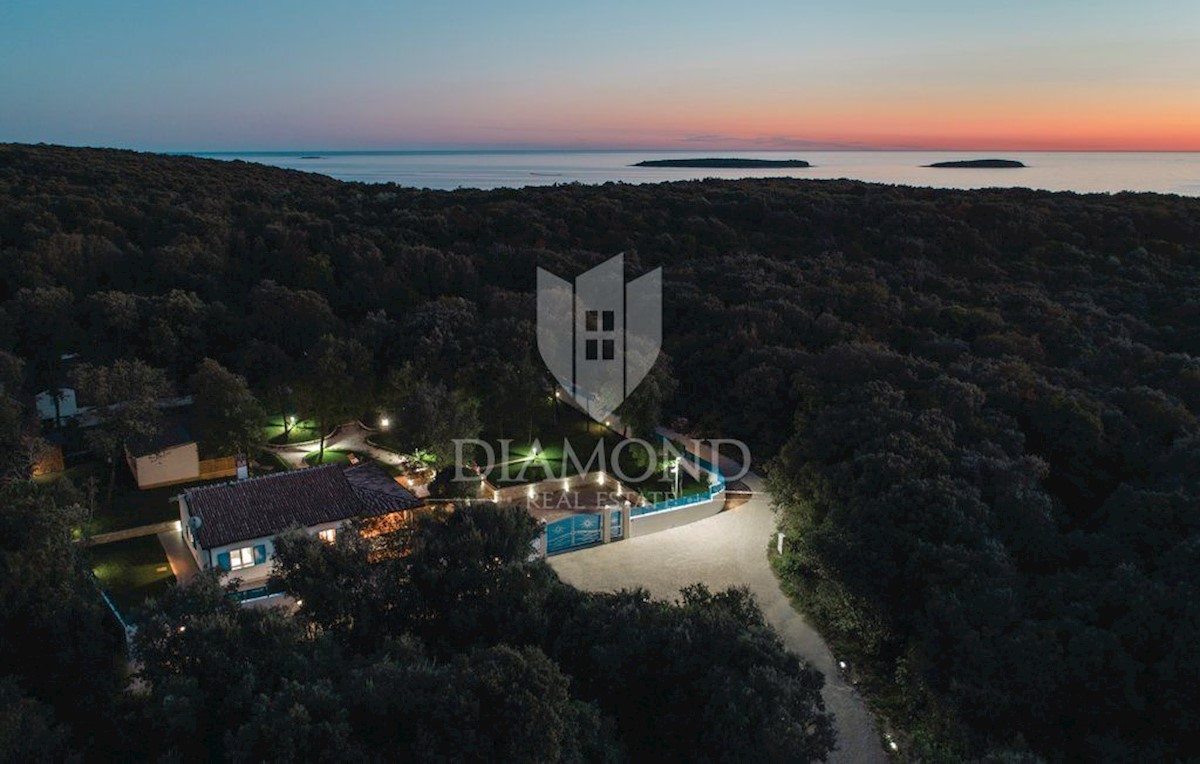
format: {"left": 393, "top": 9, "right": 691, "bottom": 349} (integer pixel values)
{"left": 2, "top": 143, "right": 1199, "bottom": 761}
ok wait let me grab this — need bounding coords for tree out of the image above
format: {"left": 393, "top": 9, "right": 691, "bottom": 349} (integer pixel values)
{"left": 616, "top": 354, "right": 677, "bottom": 436}
{"left": 0, "top": 678, "right": 72, "bottom": 762}
{"left": 189, "top": 358, "right": 266, "bottom": 458}
{"left": 5, "top": 287, "right": 78, "bottom": 427}
{"left": 0, "top": 481, "right": 124, "bottom": 751}
{"left": 69, "top": 360, "right": 171, "bottom": 506}
{"left": 296, "top": 335, "right": 372, "bottom": 461}
{"left": 550, "top": 585, "right": 836, "bottom": 762}
{"left": 385, "top": 368, "right": 481, "bottom": 468}
{"left": 270, "top": 525, "right": 393, "bottom": 650}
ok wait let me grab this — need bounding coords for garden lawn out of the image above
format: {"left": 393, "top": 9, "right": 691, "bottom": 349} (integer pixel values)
{"left": 264, "top": 415, "right": 323, "bottom": 445}
{"left": 480, "top": 404, "right": 707, "bottom": 498}
{"left": 303, "top": 449, "right": 355, "bottom": 466}
{"left": 89, "top": 535, "right": 176, "bottom": 617}
{"left": 84, "top": 473, "right": 230, "bottom": 536}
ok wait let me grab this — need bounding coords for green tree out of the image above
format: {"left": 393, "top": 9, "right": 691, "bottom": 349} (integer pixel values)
{"left": 0, "top": 678, "right": 72, "bottom": 763}
{"left": 616, "top": 354, "right": 677, "bottom": 436}
{"left": 296, "top": 335, "right": 372, "bottom": 462}
{"left": 69, "top": 360, "right": 171, "bottom": 507}
{"left": 0, "top": 481, "right": 124, "bottom": 751}
{"left": 6, "top": 287, "right": 78, "bottom": 427}
{"left": 386, "top": 369, "right": 481, "bottom": 467}
{"left": 189, "top": 358, "right": 266, "bottom": 457}
{"left": 270, "top": 525, "right": 390, "bottom": 650}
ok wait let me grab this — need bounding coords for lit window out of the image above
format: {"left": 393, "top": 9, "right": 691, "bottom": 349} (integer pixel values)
{"left": 229, "top": 547, "right": 255, "bottom": 570}
{"left": 319, "top": 528, "right": 336, "bottom": 544}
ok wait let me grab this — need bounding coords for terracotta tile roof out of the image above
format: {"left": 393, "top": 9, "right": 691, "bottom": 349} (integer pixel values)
{"left": 184, "top": 463, "right": 422, "bottom": 549}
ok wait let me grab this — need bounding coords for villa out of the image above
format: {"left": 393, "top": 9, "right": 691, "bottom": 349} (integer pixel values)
{"left": 177, "top": 462, "right": 423, "bottom": 590}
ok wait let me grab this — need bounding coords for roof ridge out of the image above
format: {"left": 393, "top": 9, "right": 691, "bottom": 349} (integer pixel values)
{"left": 184, "top": 462, "right": 342, "bottom": 496}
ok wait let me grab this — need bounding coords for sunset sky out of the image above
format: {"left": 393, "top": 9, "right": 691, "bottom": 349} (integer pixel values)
{"left": 2, "top": 0, "right": 1198, "bottom": 151}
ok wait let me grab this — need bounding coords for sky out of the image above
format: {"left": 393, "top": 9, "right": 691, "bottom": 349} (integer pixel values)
{"left": 1, "top": 0, "right": 1198, "bottom": 151}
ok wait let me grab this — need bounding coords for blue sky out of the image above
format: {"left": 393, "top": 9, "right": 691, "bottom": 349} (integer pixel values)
{"left": 1, "top": 0, "right": 1197, "bottom": 150}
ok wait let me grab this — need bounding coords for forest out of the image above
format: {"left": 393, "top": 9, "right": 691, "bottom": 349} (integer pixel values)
{"left": 2, "top": 143, "right": 1199, "bottom": 761}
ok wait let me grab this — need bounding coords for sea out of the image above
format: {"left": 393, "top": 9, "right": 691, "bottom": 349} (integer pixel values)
{"left": 187, "top": 150, "right": 1200, "bottom": 196}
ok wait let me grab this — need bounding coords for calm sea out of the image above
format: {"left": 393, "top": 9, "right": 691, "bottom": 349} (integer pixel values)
{"left": 188, "top": 150, "right": 1200, "bottom": 196}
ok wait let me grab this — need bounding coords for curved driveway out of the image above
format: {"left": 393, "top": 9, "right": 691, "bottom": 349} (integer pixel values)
{"left": 549, "top": 472, "right": 888, "bottom": 764}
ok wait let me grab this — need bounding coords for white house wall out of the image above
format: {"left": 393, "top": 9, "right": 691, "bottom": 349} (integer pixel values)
{"left": 133, "top": 442, "right": 200, "bottom": 489}
{"left": 182, "top": 514, "right": 344, "bottom": 589}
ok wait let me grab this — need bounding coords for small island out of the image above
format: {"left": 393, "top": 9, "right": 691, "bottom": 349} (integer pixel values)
{"left": 633, "top": 158, "right": 811, "bottom": 168}
{"left": 299, "top": 155, "right": 323, "bottom": 160}
{"left": 925, "top": 159, "right": 1026, "bottom": 168}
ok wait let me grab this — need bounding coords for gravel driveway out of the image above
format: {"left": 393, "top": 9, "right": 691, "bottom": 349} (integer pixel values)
{"left": 549, "top": 472, "right": 888, "bottom": 764}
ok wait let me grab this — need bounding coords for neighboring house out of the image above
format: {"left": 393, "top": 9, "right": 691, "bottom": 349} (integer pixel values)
{"left": 123, "top": 410, "right": 241, "bottom": 489}
{"left": 178, "top": 463, "right": 424, "bottom": 590}
{"left": 125, "top": 423, "right": 203, "bottom": 489}
{"left": 35, "top": 387, "right": 80, "bottom": 423}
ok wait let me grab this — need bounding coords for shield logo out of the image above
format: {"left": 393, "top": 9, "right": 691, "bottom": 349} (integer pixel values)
{"left": 537, "top": 254, "right": 662, "bottom": 423}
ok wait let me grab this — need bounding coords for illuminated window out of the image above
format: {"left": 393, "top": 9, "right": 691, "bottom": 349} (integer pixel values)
{"left": 319, "top": 528, "right": 337, "bottom": 544}
{"left": 229, "top": 547, "right": 255, "bottom": 570}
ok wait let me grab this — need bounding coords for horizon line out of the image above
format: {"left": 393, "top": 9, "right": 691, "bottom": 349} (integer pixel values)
{"left": 5, "top": 141, "right": 1200, "bottom": 155}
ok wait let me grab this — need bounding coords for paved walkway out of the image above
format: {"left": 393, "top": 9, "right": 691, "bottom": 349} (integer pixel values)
{"left": 84, "top": 520, "right": 179, "bottom": 547}
{"left": 157, "top": 528, "right": 199, "bottom": 585}
{"left": 549, "top": 471, "right": 888, "bottom": 764}
{"left": 265, "top": 422, "right": 406, "bottom": 470}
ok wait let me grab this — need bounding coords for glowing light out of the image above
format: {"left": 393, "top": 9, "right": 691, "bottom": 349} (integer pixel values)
{"left": 380, "top": 416, "right": 390, "bottom": 429}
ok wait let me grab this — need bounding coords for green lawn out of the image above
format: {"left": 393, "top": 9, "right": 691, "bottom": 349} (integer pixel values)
{"left": 303, "top": 449, "right": 355, "bottom": 466}
{"left": 480, "top": 405, "right": 706, "bottom": 498}
{"left": 264, "top": 415, "right": 323, "bottom": 445}
{"left": 89, "top": 535, "right": 176, "bottom": 617}
{"left": 87, "top": 476, "right": 231, "bottom": 536}
{"left": 48, "top": 462, "right": 230, "bottom": 537}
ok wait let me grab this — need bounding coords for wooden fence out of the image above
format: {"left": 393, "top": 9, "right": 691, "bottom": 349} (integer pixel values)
{"left": 198, "top": 455, "right": 238, "bottom": 480}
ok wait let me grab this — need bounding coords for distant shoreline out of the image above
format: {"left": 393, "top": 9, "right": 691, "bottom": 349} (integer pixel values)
{"left": 632, "top": 158, "right": 811, "bottom": 168}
